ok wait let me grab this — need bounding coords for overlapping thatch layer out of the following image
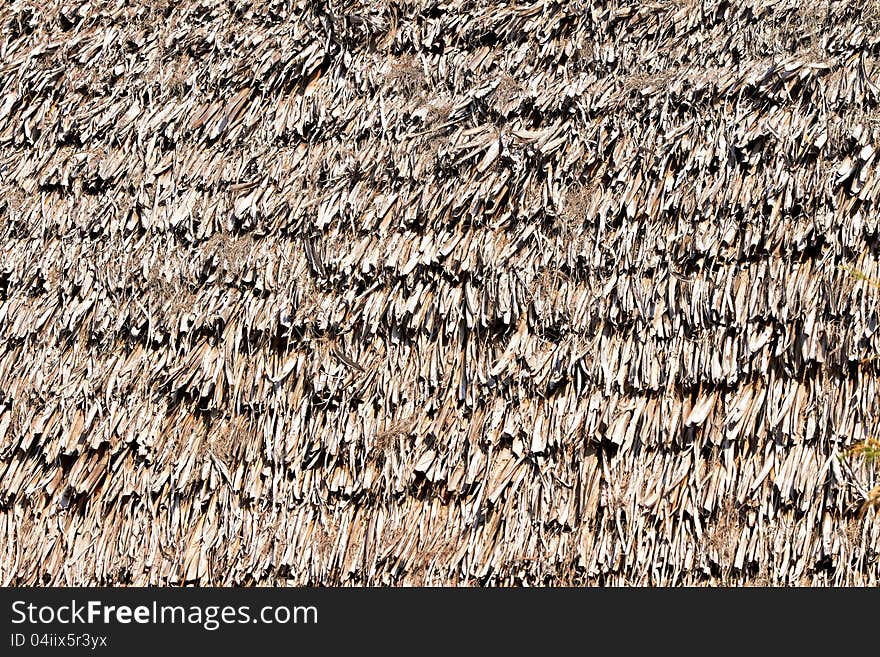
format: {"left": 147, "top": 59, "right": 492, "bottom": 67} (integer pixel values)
{"left": 3, "top": 0, "right": 880, "bottom": 585}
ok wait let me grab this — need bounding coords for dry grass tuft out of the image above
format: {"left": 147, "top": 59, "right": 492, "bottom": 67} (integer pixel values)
{"left": 491, "top": 73, "right": 524, "bottom": 113}
{"left": 704, "top": 498, "right": 740, "bottom": 567}
{"left": 384, "top": 54, "right": 425, "bottom": 100}
{"left": 424, "top": 99, "right": 453, "bottom": 126}
{"left": 560, "top": 182, "right": 597, "bottom": 228}
{"left": 372, "top": 417, "right": 414, "bottom": 458}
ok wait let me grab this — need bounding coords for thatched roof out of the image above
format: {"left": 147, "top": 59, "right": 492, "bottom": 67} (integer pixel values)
{"left": 2, "top": 0, "right": 880, "bottom": 585}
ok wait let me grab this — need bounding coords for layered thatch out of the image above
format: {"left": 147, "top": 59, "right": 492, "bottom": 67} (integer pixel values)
{"left": 2, "top": 0, "right": 880, "bottom": 585}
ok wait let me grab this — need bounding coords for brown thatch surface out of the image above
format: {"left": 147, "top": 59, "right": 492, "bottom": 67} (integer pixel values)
{"left": 2, "top": 0, "right": 880, "bottom": 585}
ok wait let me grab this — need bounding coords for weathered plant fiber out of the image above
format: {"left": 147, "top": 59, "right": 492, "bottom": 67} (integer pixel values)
{"left": 1, "top": 0, "right": 880, "bottom": 585}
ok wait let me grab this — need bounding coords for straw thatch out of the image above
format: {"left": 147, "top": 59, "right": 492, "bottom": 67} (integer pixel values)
{"left": 2, "top": 0, "right": 880, "bottom": 586}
